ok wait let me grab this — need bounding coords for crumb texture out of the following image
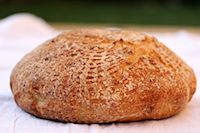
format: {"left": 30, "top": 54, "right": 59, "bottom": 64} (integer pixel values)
{"left": 10, "top": 29, "right": 196, "bottom": 123}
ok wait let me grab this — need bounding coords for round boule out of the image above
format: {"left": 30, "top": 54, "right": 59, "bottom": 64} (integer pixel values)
{"left": 10, "top": 29, "right": 196, "bottom": 123}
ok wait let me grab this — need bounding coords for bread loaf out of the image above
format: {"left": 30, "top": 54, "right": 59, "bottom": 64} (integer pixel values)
{"left": 10, "top": 29, "right": 196, "bottom": 123}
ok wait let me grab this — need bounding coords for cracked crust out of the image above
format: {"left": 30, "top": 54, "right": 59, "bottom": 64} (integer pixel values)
{"left": 10, "top": 29, "right": 196, "bottom": 123}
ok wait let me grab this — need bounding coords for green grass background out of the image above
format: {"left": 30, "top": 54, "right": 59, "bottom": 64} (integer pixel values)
{"left": 0, "top": 2, "right": 200, "bottom": 26}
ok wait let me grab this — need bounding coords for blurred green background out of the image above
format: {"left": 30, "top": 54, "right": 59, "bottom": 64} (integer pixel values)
{"left": 0, "top": 0, "right": 200, "bottom": 26}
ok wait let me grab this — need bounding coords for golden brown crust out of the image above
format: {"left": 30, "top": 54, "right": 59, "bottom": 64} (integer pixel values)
{"left": 10, "top": 29, "right": 196, "bottom": 123}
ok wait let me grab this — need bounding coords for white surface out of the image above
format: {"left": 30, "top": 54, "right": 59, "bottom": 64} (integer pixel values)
{"left": 0, "top": 13, "right": 200, "bottom": 133}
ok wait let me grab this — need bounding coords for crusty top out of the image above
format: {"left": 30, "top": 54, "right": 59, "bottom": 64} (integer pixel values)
{"left": 10, "top": 29, "right": 196, "bottom": 123}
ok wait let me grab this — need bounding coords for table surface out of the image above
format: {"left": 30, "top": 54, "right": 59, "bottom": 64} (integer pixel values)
{"left": 0, "top": 14, "right": 200, "bottom": 133}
